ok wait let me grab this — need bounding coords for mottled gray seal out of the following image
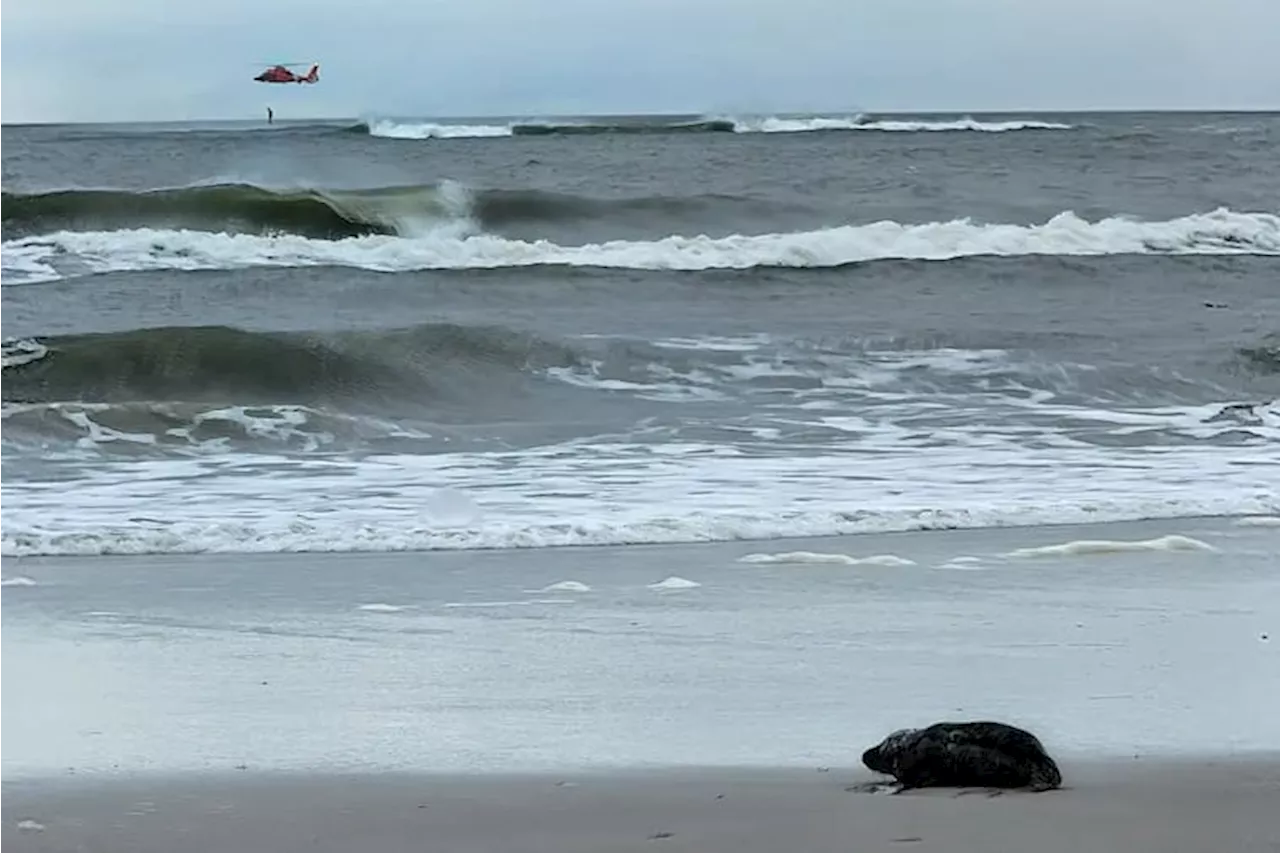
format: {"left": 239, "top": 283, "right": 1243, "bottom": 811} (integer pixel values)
{"left": 861, "top": 721, "right": 1062, "bottom": 792}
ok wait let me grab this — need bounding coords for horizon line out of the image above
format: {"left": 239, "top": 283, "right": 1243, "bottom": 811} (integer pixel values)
{"left": 4, "top": 105, "right": 1279, "bottom": 128}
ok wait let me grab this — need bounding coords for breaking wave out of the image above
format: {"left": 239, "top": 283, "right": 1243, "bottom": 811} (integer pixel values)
{"left": 27, "top": 114, "right": 1078, "bottom": 143}
{"left": 1, "top": 182, "right": 770, "bottom": 242}
{"left": 6, "top": 208, "right": 1278, "bottom": 283}
{"left": 1, "top": 182, "right": 479, "bottom": 240}
{"left": 359, "top": 114, "right": 1075, "bottom": 140}
{"left": 5, "top": 321, "right": 1278, "bottom": 555}
{"left": 1, "top": 324, "right": 580, "bottom": 408}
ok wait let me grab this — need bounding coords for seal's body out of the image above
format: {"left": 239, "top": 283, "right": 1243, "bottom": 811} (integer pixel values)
{"left": 862, "top": 721, "right": 1062, "bottom": 791}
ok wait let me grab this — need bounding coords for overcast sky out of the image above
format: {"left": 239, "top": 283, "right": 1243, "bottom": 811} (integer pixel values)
{"left": 3, "top": 0, "right": 1278, "bottom": 123}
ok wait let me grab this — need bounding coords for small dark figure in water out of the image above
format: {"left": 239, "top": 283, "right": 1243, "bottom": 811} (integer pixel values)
{"left": 862, "top": 721, "right": 1062, "bottom": 792}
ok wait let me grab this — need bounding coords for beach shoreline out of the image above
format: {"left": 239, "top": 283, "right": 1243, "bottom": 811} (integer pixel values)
{"left": 5, "top": 756, "right": 1279, "bottom": 852}
{"left": 5, "top": 509, "right": 1276, "bottom": 565}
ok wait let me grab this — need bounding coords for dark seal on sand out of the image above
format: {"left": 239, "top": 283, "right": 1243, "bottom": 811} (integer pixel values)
{"left": 861, "top": 721, "right": 1062, "bottom": 791}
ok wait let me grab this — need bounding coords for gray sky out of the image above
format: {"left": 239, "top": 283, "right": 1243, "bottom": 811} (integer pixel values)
{"left": 3, "top": 0, "right": 1278, "bottom": 123}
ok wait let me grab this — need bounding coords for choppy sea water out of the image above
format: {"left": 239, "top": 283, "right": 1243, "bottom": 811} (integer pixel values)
{"left": 3, "top": 111, "right": 1278, "bottom": 556}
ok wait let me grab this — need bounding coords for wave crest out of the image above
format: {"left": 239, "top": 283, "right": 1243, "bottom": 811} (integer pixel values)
{"left": 1, "top": 181, "right": 768, "bottom": 246}
{"left": 1, "top": 182, "right": 479, "bottom": 241}
{"left": 6, "top": 209, "right": 1277, "bottom": 283}
{"left": 1, "top": 324, "right": 581, "bottom": 407}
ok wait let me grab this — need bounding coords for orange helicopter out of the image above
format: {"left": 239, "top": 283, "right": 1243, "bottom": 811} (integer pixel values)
{"left": 253, "top": 63, "right": 320, "bottom": 84}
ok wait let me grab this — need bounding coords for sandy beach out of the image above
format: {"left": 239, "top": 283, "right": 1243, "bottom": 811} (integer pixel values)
{"left": 5, "top": 757, "right": 1279, "bottom": 853}
{"left": 4, "top": 515, "right": 1278, "bottom": 850}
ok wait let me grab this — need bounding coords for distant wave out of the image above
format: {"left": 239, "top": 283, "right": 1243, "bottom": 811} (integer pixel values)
{"left": 7, "top": 113, "right": 1084, "bottom": 146}
{"left": 0, "top": 182, "right": 763, "bottom": 242}
{"left": 358, "top": 114, "right": 1075, "bottom": 140}
{"left": 5, "top": 208, "right": 1277, "bottom": 283}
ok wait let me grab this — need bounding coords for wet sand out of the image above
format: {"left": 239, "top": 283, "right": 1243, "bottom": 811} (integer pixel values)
{"left": 4, "top": 757, "right": 1279, "bottom": 853}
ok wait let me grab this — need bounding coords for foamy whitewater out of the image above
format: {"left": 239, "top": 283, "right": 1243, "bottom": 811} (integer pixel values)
{"left": 3, "top": 110, "right": 1279, "bottom": 557}
{"left": 5, "top": 208, "right": 1279, "bottom": 286}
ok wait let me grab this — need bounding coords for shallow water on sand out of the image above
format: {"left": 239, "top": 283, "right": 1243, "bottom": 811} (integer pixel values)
{"left": 4, "top": 516, "right": 1277, "bottom": 779}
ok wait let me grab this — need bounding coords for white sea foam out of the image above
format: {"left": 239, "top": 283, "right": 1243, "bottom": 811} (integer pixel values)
{"left": 548, "top": 352, "right": 1280, "bottom": 449}
{"left": 540, "top": 581, "right": 592, "bottom": 592}
{"left": 1234, "top": 515, "right": 1280, "bottom": 527}
{"left": 544, "top": 366, "right": 732, "bottom": 403}
{"left": 648, "top": 576, "right": 702, "bottom": 590}
{"left": 650, "top": 334, "right": 773, "bottom": 353}
{"left": 1, "top": 401, "right": 434, "bottom": 454}
{"left": 1, "top": 576, "right": 39, "bottom": 587}
{"left": 1, "top": 339, "right": 50, "bottom": 367}
{"left": 441, "top": 598, "right": 575, "bottom": 608}
{"left": 3, "top": 437, "right": 1276, "bottom": 557}
{"left": 0, "top": 243, "right": 60, "bottom": 284}
{"left": 365, "top": 120, "right": 514, "bottom": 139}
{"left": 60, "top": 410, "right": 158, "bottom": 448}
{"left": 938, "top": 556, "right": 986, "bottom": 570}
{"left": 357, "top": 603, "right": 416, "bottom": 612}
{"left": 1007, "top": 534, "right": 1217, "bottom": 559}
{"left": 737, "top": 551, "right": 915, "bottom": 566}
{"left": 442, "top": 600, "right": 528, "bottom": 608}
{"left": 559, "top": 341, "right": 1020, "bottom": 404}
{"left": 5, "top": 209, "right": 1277, "bottom": 284}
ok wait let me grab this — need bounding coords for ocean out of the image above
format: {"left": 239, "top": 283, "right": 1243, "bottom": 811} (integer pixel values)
{"left": 2, "top": 110, "right": 1278, "bottom": 558}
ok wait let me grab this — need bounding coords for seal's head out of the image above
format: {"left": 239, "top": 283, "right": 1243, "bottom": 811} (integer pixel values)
{"left": 861, "top": 728, "right": 919, "bottom": 775}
